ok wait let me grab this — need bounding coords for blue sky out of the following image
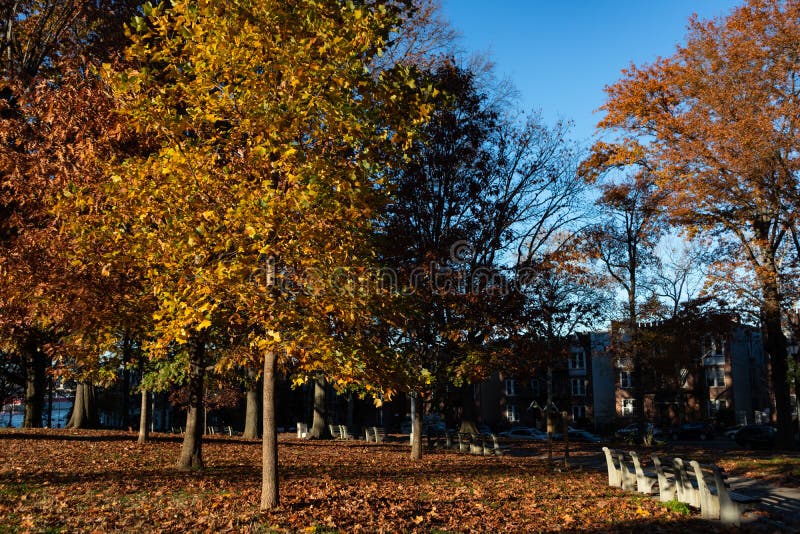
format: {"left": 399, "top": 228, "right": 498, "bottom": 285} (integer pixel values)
{"left": 440, "top": 0, "right": 742, "bottom": 147}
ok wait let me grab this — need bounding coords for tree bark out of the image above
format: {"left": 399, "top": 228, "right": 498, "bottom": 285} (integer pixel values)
{"left": 260, "top": 350, "right": 279, "bottom": 510}
{"left": 177, "top": 337, "right": 205, "bottom": 470}
{"left": 309, "top": 374, "right": 327, "bottom": 439}
{"left": 22, "top": 336, "right": 45, "bottom": 428}
{"left": 138, "top": 388, "right": 149, "bottom": 444}
{"left": 66, "top": 382, "right": 98, "bottom": 429}
{"left": 627, "top": 268, "right": 646, "bottom": 429}
{"left": 346, "top": 392, "right": 355, "bottom": 430}
{"left": 546, "top": 365, "right": 553, "bottom": 462}
{"left": 458, "top": 383, "right": 479, "bottom": 434}
{"left": 121, "top": 336, "right": 132, "bottom": 429}
{"left": 762, "top": 283, "right": 793, "bottom": 448}
{"left": 410, "top": 393, "right": 423, "bottom": 460}
{"left": 243, "top": 366, "right": 260, "bottom": 439}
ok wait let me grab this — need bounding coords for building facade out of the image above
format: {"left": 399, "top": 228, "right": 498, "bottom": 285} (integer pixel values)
{"left": 480, "top": 316, "right": 771, "bottom": 432}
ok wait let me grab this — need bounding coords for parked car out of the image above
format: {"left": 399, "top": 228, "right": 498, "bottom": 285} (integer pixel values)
{"left": 723, "top": 424, "right": 745, "bottom": 440}
{"left": 477, "top": 425, "right": 493, "bottom": 435}
{"left": 734, "top": 424, "right": 776, "bottom": 449}
{"left": 668, "top": 422, "right": 715, "bottom": 441}
{"left": 400, "top": 415, "right": 446, "bottom": 435}
{"left": 567, "top": 429, "right": 605, "bottom": 443}
{"left": 498, "top": 427, "right": 548, "bottom": 441}
{"left": 614, "top": 423, "right": 664, "bottom": 443}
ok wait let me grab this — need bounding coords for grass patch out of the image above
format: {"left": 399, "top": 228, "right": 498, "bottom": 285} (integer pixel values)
{"left": 662, "top": 499, "right": 691, "bottom": 515}
{"left": 0, "top": 482, "right": 38, "bottom": 498}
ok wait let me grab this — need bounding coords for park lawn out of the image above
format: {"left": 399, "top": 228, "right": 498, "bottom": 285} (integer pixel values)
{"left": 718, "top": 455, "right": 800, "bottom": 488}
{"left": 0, "top": 429, "right": 730, "bottom": 533}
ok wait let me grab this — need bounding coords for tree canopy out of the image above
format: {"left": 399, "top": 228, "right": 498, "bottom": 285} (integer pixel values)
{"left": 583, "top": 0, "right": 799, "bottom": 446}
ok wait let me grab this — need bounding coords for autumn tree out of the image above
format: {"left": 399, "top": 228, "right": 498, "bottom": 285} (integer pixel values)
{"left": 516, "top": 235, "right": 611, "bottom": 457}
{"left": 0, "top": 0, "right": 141, "bottom": 427}
{"left": 580, "top": 176, "right": 663, "bottom": 427}
{"left": 90, "top": 0, "right": 432, "bottom": 508}
{"left": 584, "top": 0, "right": 799, "bottom": 447}
{"left": 380, "top": 58, "right": 583, "bottom": 458}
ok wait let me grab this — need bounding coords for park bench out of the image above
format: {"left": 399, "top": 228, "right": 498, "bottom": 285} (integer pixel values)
{"left": 296, "top": 422, "right": 308, "bottom": 439}
{"left": 456, "top": 432, "right": 471, "bottom": 453}
{"left": 651, "top": 454, "right": 705, "bottom": 506}
{"left": 440, "top": 430, "right": 454, "bottom": 450}
{"left": 628, "top": 451, "right": 658, "bottom": 495}
{"left": 650, "top": 454, "right": 677, "bottom": 502}
{"left": 688, "top": 460, "right": 760, "bottom": 525}
{"left": 425, "top": 429, "right": 450, "bottom": 449}
{"left": 468, "top": 433, "right": 503, "bottom": 456}
{"left": 206, "top": 425, "right": 222, "bottom": 435}
{"left": 171, "top": 426, "right": 184, "bottom": 434}
{"left": 328, "top": 424, "right": 342, "bottom": 439}
{"left": 338, "top": 425, "right": 355, "bottom": 440}
{"left": 489, "top": 434, "right": 509, "bottom": 456}
{"left": 469, "top": 433, "right": 486, "bottom": 455}
{"left": 601, "top": 447, "right": 637, "bottom": 491}
{"left": 672, "top": 457, "right": 703, "bottom": 508}
{"left": 651, "top": 454, "right": 760, "bottom": 525}
{"left": 372, "top": 426, "right": 386, "bottom": 443}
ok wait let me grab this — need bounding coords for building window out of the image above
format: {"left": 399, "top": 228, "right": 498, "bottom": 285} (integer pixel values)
{"left": 679, "top": 368, "right": 690, "bottom": 389}
{"left": 706, "top": 367, "right": 725, "bottom": 388}
{"left": 571, "top": 378, "right": 586, "bottom": 396}
{"left": 703, "top": 335, "right": 726, "bottom": 365}
{"left": 620, "top": 371, "right": 632, "bottom": 389}
{"left": 621, "top": 399, "right": 636, "bottom": 416}
{"left": 709, "top": 399, "right": 726, "bottom": 416}
{"left": 504, "top": 378, "right": 516, "bottom": 397}
{"left": 530, "top": 378, "right": 541, "bottom": 398}
{"left": 569, "top": 349, "right": 586, "bottom": 370}
{"left": 505, "top": 403, "right": 519, "bottom": 423}
{"left": 571, "top": 405, "right": 585, "bottom": 421}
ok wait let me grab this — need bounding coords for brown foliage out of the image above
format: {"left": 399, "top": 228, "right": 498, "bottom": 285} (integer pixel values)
{"left": 586, "top": 0, "right": 799, "bottom": 447}
{"left": 0, "top": 429, "right": 757, "bottom": 532}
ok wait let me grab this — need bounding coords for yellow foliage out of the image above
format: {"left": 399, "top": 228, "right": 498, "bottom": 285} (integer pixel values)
{"left": 89, "top": 0, "right": 433, "bottom": 394}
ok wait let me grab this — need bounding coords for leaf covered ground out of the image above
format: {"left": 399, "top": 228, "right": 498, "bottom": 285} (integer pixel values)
{"left": 0, "top": 429, "right": 786, "bottom": 532}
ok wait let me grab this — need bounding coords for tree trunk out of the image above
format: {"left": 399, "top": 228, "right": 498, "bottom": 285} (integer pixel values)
{"left": 66, "top": 382, "right": 98, "bottom": 429}
{"left": 22, "top": 337, "right": 45, "bottom": 428}
{"left": 177, "top": 337, "right": 205, "bottom": 470}
{"left": 121, "top": 336, "right": 132, "bottom": 429}
{"left": 410, "top": 393, "right": 423, "bottom": 460}
{"left": 243, "top": 366, "right": 260, "bottom": 439}
{"left": 627, "top": 280, "right": 646, "bottom": 428}
{"left": 346, "top": 392, "right": 355, "bottom": 430}
{"left": 309, "top": 374, "right": 327, "bottom": 439}
{"left": 46, "top": 373, "right": 53, "bottom": 427}
{"left": 762, "top": 283, "right": 793, "bottom": 448}
{"left": 260, "top": 350, "right": 279, "bottom": 510}
{"left": 458, "top": 383, "right": 479, "bottom": 434}
{"left": 562, "top": 411, "right": 570, "bottom": 467}
{"left": 546, "top": 365, "right": 553, "bottom": 462}
{"left": 138, "top": 389, "right": 149, "bottom": 444}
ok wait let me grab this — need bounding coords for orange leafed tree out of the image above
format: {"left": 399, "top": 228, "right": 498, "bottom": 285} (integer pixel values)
{"left": 583, "top": 0, "right": 800, "bottom": 447}
{"left": 0, "top": 1, "right": 143, "bottom": 427}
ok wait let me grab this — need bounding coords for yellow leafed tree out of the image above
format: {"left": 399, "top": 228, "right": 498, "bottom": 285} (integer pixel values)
{"left": 96, "top": 0, "right": 432, "bottom": 508}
